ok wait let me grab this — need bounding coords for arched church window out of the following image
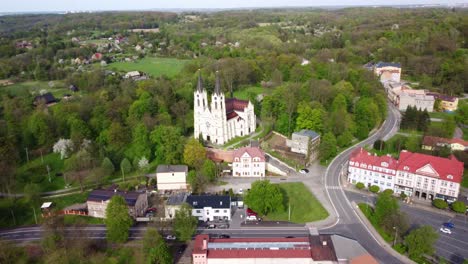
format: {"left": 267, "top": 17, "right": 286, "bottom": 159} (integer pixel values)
{"left": 215, "top": 102, "right": 217, "bottom": 110}
{"left": 197, "top": 99, "right": 200, "bottom": 107}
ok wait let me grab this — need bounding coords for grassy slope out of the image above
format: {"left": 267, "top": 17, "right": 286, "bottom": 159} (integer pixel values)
{"left": 233, "top": 86, "right": 271, "bottom": 100}
{"left": 108, "top": 57, "right": 189, "bottom": 78}
{"left": 266, "top": 182, "right": 328, "bottom": 223}
{"left": 0, "top": 80, "right": 69, "bottom": 97}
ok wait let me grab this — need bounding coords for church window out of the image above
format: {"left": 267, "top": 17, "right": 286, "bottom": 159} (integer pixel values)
{"left": 215, "top": 102, "right": 217, "bottom": 110}
{"left": 197, "top": 99, "right": 200, "bottom": 107}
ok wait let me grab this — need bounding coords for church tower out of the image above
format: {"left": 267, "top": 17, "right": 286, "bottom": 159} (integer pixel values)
{"left": 194, "top": 70, "right": 208, "bottom": 141}
{"left": 210, "top": 71, "right": 228, "bottom": 144}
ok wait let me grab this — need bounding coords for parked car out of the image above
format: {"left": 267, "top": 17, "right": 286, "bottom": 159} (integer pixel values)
{"left": 443, "top": 222, "right": 455, "bottom": 229}
{"left": 440, "top": 227, "right": 452, "bottom": 234}
{"left": 218, "top": 224, "right": 229, "bottom": 229}
{"left": 146, "top": 207, "right": 157, "bottom": 213}
{"left": 218, "top": 234, "right": 230, "bottom": 238}
{"left": 207, "top": 224, "right": 216, "bottom": 229}
{"left": 246, "top": 208, "right": 257, "bottom": 216}
{"left": 299, "top": 168, "right": 309, "bottom": 174}
{"left": 166, "top": 235, "right": 177, "bottom": 240}
{"left": 238, "top": 188, "right": 243, "bottom": 195}
{"left": 246, "top": 215, "right": 258, "bottom": 221}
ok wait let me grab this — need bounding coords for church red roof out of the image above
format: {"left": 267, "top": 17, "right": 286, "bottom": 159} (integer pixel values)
{"left": 225, "top": 98, "right": 249, "bottom": 113}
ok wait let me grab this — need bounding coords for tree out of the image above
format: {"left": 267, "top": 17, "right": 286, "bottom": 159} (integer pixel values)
{"left": 405, "top": 135, "right": 421, "bottom": 152}
{"left": 105, "top": 195, "right": 133, "bottom": 243}
{"left": 150, "top": 125, "right": 184, "bottom": 165}
{"left": 244, "top": 180, "right": 284, "bottom": 215}
{"left": 53, "top": 138, "right": 74, "bottom": 159}
{"left": 143, "top": 228, "right": 172, "bottom": 264}
{"left": 120, "top": 158, "right": 132, "bottom": 179}
{"left": 374, "top": 191, "right": 399, "bottom": 225}
{"left": 369, "top": 185, "right": 380, "bottom": 193}
{"left": 173, "top": 203, "right": 198, "bottom": 242}
{"left": 355, "top": 182, "right": 365, "bottom": 190}
{"left": 433, "top": 199, "right": 448, "bottom": 209}
{"left": 101, "top": 157, "right": 115, "bottom": 175}
{"left": 451, "top": 201, "right": 466, "bottom": 213}
{"left": 64, "top": 148, "right": 94, "bottom": 191}
{"left": 125, "top": 123, "right": 151, "bottom": 161}
{"left": 183, "top": 138, "right": 206, "bottom": 169}
{"left": 295, "top": 102, "right": 325, "bottom": 133}
{"left": 404, "top": 225, "right": 438, "bottom": 262}
{"left": 337, "top": 131, "right": 354, "bottom": 148}
{"left": 319, "top": 132, "right": 337, "bottom": 163}
{"left": 202, "top": 159, "right": 217, "bottom": 182}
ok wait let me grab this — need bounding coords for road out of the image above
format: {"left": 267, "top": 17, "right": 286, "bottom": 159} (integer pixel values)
{"left": 346, "top": 191, "right": 468, "bottom": 264}
{"left": 322, "top": 102, "right": 404, "bottom": 263}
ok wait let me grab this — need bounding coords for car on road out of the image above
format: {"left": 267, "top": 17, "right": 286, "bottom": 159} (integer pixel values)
{"left": 207, "top": 224, "right": 216, "bottom": 229}
{"left": 166, "top": 235, "right": 177, "bottom": 240}
{"left": 440, "top": 227, "right": 452, "bottom": 234}
{"left": 246, "top": 215, "right": 259, "bottom": 221}
{"left": 443, "top": 222, "right": 455, "bottom": 229}
{"left": 299, "top": 168, "right": 309, "bottom": 174}
{"left": 217, "top": 223, "right": 229, "bottom": 229}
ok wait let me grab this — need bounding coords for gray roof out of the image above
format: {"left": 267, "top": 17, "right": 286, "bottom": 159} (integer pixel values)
{"left": 156, "top": 165, "right": 188, "bottom": 173}
{"left": 330, "top": 235, "right": 369, "bottom": 260}
{"left": 186, "top": 195, "right": 231, "bottom": 209}
{"left": 167, "top": 192, "right": 188, "bottom": 205}
{"left": 87, "top": 189, "right": 144, "bottom": 206}
{"left": 294, "top": 129, "right": 320, "bottom": 139}
{"left": 375, "top": 61, "right": 401, "bottom": 68}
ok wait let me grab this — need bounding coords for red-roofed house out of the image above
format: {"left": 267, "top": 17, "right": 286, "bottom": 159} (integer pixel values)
{"left": 347, "top": 148, "right": 464, "bottom": 202}
{"left": 232, "top": 147, "right": 265, "bottom": 177}
{"left": 192, "top": 234, "right": 377, "bottom": 264}
{"left": 422, "top": 136, "right": 468, "bottom": 152}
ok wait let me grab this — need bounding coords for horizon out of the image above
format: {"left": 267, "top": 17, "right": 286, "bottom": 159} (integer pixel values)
{"left": 1, "top": 0, "right": 465, "bottom": 13}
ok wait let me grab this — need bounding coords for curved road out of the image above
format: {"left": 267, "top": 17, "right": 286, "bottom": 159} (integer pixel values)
{"left": 321, "top": 102, "right": 403, "bottom": 263}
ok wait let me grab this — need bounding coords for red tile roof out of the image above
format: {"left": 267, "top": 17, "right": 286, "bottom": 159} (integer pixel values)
{"left": 233, "top": 147, "right": 266, "bottom": 161}
{"left": 349, "top": 148, "right": 398, "bottom": 174}
{"left": 422, "top": 136, "right": 468, "bottom": 147}
{"left": 207, "top": 249, "right": 313, "bottom": 259}
{"left": 226, "top": 111, "right": 238, "bottom": 120}
{"left": 398, "top": 151, "right": 463, "bottom": 183}
{"left": 225, "top": 98, "right": 249, "bottom": 113}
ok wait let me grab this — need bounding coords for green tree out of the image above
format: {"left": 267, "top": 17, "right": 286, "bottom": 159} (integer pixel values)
{"left": 202, "top": 159, "right": 217, "bottom": 182}
{"left": 355, "top": 182, "right": 365, "bottom": 190}
{"left": 105, "top": 195, "right": 133, "bottom": 243}
{"left": 374, "top": 191, "right": 399, "bottom": 226}
{"left": 404, "top": 225, "right": 438, "bottom": 262}
{"left": 173, "top": 203, "right": 198, "bottom": 242}
{"left": 125, "top": 123, "right": 151, "bottom": 161}
{"left": 143, "top": 228, "right": 172, "bottom": 264}
{"left": 150, "top": 125, "right": 184, "bottom": 165}
{"left": 433, "top": 199, "right": 448, "bottom": 209}
{"left": 369, "top": 185, "right": 380, "bottom": 193}
{"left": 319, "top": 132, "right": 337, "bottom": 163}
{"left": 183, "top": 138, "right": 206, "bottom": 169}
{"left": 244, "top": 180, "right": 284, "bottom": 215}
{"left": 101, "top": 157, "right": 115, "bottom": 175}
{"left": 451, "top": 201, "right": 466, "bottom": 213}
{"left": 295, "top": 101, "right": 324, "bottom": 133}
{"left": 405, "top": 135, "right": 421, "bottom": 152}
{"left": 120, "top": 158, "right": 132, "bottom": 179}
{"left": 337, "top": 130, "right": 354, "bottom": 148}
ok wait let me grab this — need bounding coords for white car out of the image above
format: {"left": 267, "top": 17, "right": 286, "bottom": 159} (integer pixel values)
{"left": 440, "top": 227, "right": 452, "bottom": 234}
{"left": 166, "top": 235, "right": 177, "bottom": 240}
{"left": 238, "top": 189, "right": 243, "bottom": 195}
{"left": 246, "top": 215, "right": 258, "bottom": 221}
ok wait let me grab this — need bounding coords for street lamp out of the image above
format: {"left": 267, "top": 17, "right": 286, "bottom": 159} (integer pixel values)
{"left": 393, "top": 226, "right": 398, "bottom": 247}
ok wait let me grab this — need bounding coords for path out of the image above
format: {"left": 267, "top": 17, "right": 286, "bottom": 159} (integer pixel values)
{"left": 223, "top": 122, "right": 265, "bottom": 150}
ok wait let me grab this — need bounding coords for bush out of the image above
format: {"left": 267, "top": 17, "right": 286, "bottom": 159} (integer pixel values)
{"left": 373, "top": 140, "right": 386, "bottom": 151}
{"left": 393, "top": 243, "right": 407, "bottom": 255}
{"left": 400, "top": 192, "right": 407, "bottom": 200}
{"left": 451, "top": 201, "right": 466, "bottom": 213}
{"left": 369, "top": 185, "right": 380, "bottom": 193}
{"left": 355, "top": 182, "right": 365, "bottom": 190}
{"left": 433, "top": 199, "right": 448, "bottom": 209}
{"left": 383, "top": 189, "right": 394, "bottom": 195}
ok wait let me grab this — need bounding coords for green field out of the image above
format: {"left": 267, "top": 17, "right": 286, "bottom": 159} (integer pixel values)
{"left": 266, "top": 182, "right": 329, "bottom": 223}
{"left": 233, "top": 86, "right": 271, "bottom": 100}
{"left": 0, "top": 80, "right": 69, "bottom": 97}
{"left": 108, "top": 57, "right": 190, "bottom": 78}
{"left": 429, "top": 111, "right": 455, "bottom": 120}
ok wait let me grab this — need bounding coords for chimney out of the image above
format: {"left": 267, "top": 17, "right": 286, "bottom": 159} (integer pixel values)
{"left": 202, "top": 238, "right": 207, "bottom": 250}
{"left": 322, "top": 241, "right": 327, "bottom": 246}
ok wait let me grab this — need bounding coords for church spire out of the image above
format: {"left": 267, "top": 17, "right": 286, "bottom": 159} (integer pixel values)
{"left": 197, "top": 69, "right": 204, "bottom": 92}
{"left": 214, "top": 70, "right": 222, "bottom": 95}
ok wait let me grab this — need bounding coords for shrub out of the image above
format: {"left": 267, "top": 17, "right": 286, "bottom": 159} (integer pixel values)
{"left": 369, "top": 185, "right": 380, "bottom": 193}
{"left": 383, "top": 189, "right": 394, "bottom": 195}
{"left": 451, "top": 201, "right": 466, "bottom": 214}
{"left": 399, "top": 192, "right": 407, "bottom": 200}
{"left": 356, "top": 182, "right": 365, "bottom": 190}
{"left": 373, "top": 140, "right": 386, "bottom": 151}
{"left": 433, "top": 199, "right": 448, "bottom": 209}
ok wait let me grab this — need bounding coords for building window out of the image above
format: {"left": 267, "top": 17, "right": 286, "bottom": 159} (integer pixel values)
{"left": 196, "top": 210, "right": 201, "bottom": 213}
{"left": 224, "top": 210, "right": 227, "bottom": 213}
{"left": 214, "top": 210, "right": 219, "bottom": 213}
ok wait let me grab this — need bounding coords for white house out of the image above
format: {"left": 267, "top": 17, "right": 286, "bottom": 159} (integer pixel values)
{"left": 156, "top": 165, "right": 188, "bottom": 191}
{"left": 232, "top": 147, "right": 266, "bottom": 177}
{"left": 194, "top": 70, "right": 256, "bottom": 145}
{"left": 164, "top": 192, "right": 188, "bottom": 219}
{"left": 374, "top": 62, "right": 401, "bottom": 83}
{"left": 186, "top": 195, "right": 231, "bottom": 221}
{"left": 347, "top": 148, "right": 464, "bottom": 202}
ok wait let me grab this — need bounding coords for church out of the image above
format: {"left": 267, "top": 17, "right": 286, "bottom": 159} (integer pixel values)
{"left": 194, "top": 71, "right": 256, "bottom": 145}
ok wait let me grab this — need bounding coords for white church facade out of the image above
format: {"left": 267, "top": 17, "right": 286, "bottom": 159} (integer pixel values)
{"left": 194, "top": 71, "right": 256, "bottom": 145}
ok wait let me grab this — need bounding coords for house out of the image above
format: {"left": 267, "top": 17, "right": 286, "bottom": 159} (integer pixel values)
{"left": 86, "top": 189, "right": 148, "bottom": 219}
{"left": 192, "top": 234, "right": 377, "bottom": 264}
{"left": 155, "top": 165, "right": 188, "bottom": 191}
{"left": 194, "top": 71, "right": 256, "bottom": 145}
{"left": 186, "top": 195, "right": 231, "bottom": 221}
{"left": 347, "top": 148, "right": 464, "bottom": 202}
{"left": 383, "top": 82, "right": 434, "bottom": 112}
{"left": 373, "top": 62, "right": 401, "bottom": 83}
{"left": 33, "top": 92, "right": 57, "bottom": 107}
{"left": 426, "top": 92, "right": 459, "bottom": 112}
{"left": 286, "top": 130, "right": 321, "bottom": 161}
{"left": 164, "top": 192, "right": 188, "bottom": 219}
{"left": 232, "top": 147, "right": 266, "bottom": 177}
{"left": 422, "top": 136, "right": 468, "bottom": 152}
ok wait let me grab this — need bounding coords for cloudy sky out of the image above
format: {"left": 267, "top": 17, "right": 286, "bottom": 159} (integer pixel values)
{"left": 1, "top": 0, "right": 463, "bottom": 12}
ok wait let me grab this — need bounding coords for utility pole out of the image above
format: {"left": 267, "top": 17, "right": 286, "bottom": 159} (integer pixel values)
{"left": 393, "top": 226, "right": 398, "bottom": 246}
{"left": 32, "top": 207, "right": 37, "bottom": 224}
{"left": 10, "top": 209, "right": 16, "bottom": 226}
{"left": 25, "top": 147, "right": 29, "bottom": 163}
{"left": 288, "top": 203, "right": 291, "bottom": 221}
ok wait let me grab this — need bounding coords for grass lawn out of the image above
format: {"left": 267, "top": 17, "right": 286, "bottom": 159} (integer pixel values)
{"left": 462, "top": 170, "right": 468, "bottom": 188}
{"left": 233, "top": 86, "right": 271, "bottom": 100}
{"left": 429, "top": 111, "right": 455, "bottom": 120}
{"left": 108, "top": 57, "right": 190, "bottom": 78}
{"left": 358, "top": 203, "right": 392, "bottom": 242}
{"left": 462, "top": 127, "right": 468, "bottom": 141}
{"left": 0, "top": 80, "right": 70, "bottom": 98}
{"left": 266, "top": 182, "right": 328, "bottom": 223}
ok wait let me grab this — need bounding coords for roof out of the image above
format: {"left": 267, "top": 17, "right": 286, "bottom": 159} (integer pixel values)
{"left": 41, "top": 202, "right": 53, "bottom": 209}
{"left": 349, "top": 148, "right": 398, "bottom": 173}
{"left": 87, "top": 189, "right": 144, "bottom": 206}
{"left": 426, "top": 92, "right": 458, "bottom": 102}
{"left": 375, "top": 61, "right": 401, "bottom": 68}
{"left": 33, "top": 92, "right": 57, "bottom": 105}
{"left": 294, "top": 129, "right": 320, "bottom": 140}
{"left": 225, "top": 98, "right": 249, "bottom": 114}
{"left": 331, "top": 235, "right": 374, "bottom": 262}
{"left": 166, "top": 192, "right": 188, "bottom": 206}
{"left": 156, "top": 165, "right": 188, "bottom": 174}
{"left": 422, "top": 136, "right": 468, "bottom": 148}
{"left": 186, "top": 195, "right": 231, "bottom": 209}
{"left": 398, "top": 150, "right": 464, "bottom": 183}
{"left": 233, "top": 147, "right": 265, "bottom": 161}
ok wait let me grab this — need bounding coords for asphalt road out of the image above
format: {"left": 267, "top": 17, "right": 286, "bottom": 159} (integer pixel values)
{"left": 321, "top": 102, "right": 403, "bottom": 263}
{"left": 346, "top": 191, "right": 468, "bottom": 264}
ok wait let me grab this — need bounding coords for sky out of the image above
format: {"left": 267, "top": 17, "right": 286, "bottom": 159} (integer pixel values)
{"left": 1, "top": 0, "right": 464, "bottom": 12}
